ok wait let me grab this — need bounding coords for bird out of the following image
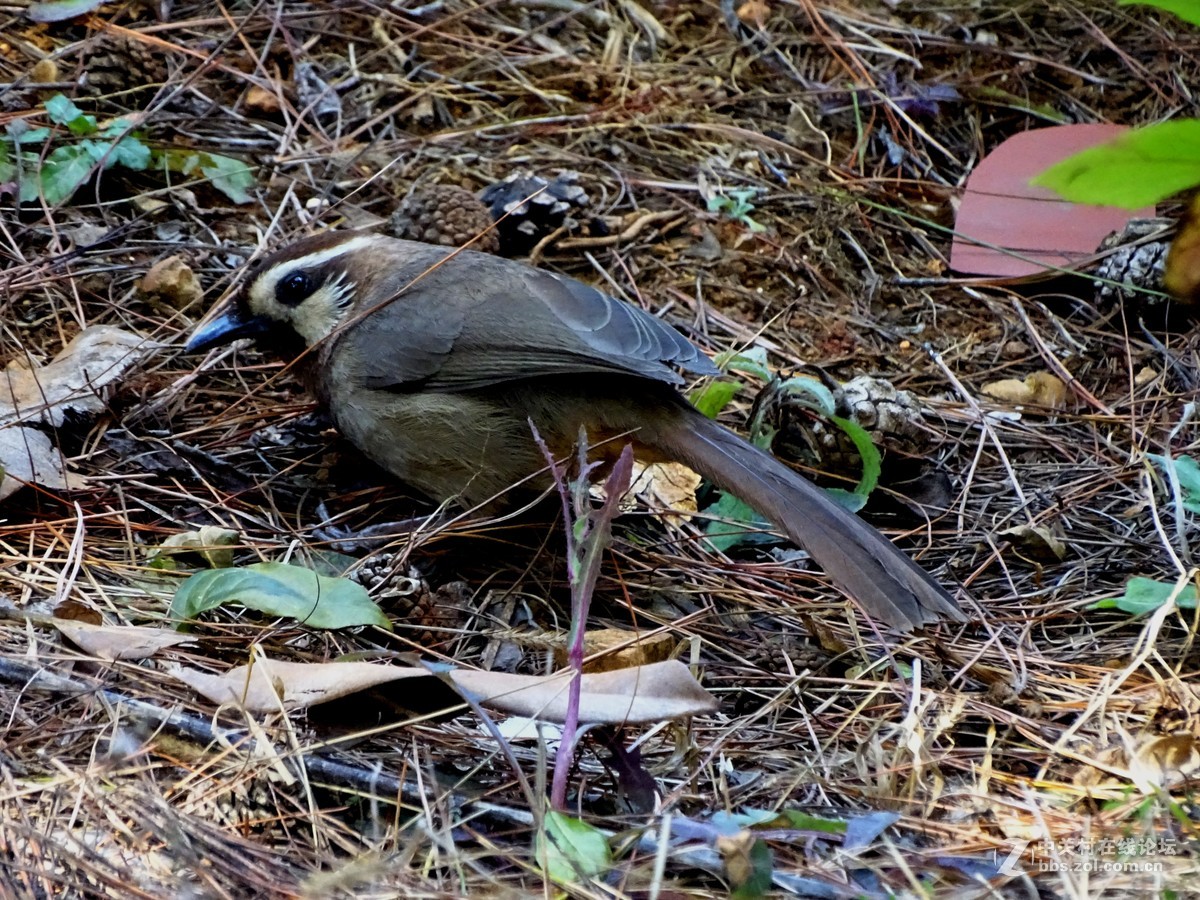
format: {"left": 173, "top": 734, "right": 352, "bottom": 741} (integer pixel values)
{"left": 185, "top": 231, "right": 967, "bottom": 631}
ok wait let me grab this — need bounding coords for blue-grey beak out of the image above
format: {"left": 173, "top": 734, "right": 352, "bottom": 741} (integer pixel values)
{"left": 185, "top": 308, "right": 273, "bottom": 353}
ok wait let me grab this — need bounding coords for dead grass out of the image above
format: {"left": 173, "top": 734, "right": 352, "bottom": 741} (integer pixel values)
{"left": 1, "top": 0, "right": 1199, "bottom": 896}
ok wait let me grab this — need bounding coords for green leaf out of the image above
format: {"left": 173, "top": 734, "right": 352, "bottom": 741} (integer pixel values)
{"left": 159, "top": 149, "right": 256, "bottom": 203}
{"left": 775, "top": 810, "right": 849, "bottom": 834}
{"left": 775, "top": 374, "right": 838, "bottom": 418}
{"left": 99, "top": 118, "right": 134, "bottom": 139}
{"left": 44, "top": 93, "right": 97, "bottom": 135}
{"left": 704, "top": 491, "right": 773, "bottom": 552}
{"left": 169, "top": 561, "right": 391, "bottom": 630}
{"left": 715, "top": 347, "right": 773, "bottom": 383}
{"left": 730, "top": 837, "right": 773, "bottom": 900}
{"left": 307, "top": 549, "right": 360, "bottom": 578}
{"left": 196, "top": 153, "right": 255, "bottom": 203}
{"left": 1092, "top": 576, "right": 1198, "bottom": 615}
{"left": 1031, "top": 120, "right": 1200, "bottom": 208}
{"left": 111, "top": 136, "right": 151, "bottom": 170}
{"left": 1120, "top": 0, "right": 1200, "bottom": 27}
{"left": 1149, "top": 452, "right": 1200, "bottom": 514}
{"left": 9, "top": 126, "right": 52, "bottom": 144}
{"left": 690, "top": 379, "right": 741, "bottom": 419}
{"left": 80, "top": 139, "right": 113, "bottom": 165}
{"left": 538, "top": 811, "right": 611, "bottom": 885}
{"left": 829, "top": 414, "right": 881, "bottom": 500}
{"left": 824, "top": 487, "right": 866, "bottom": 513}
{"left": 38, "top": 146, "right": 94, "bottom": 204}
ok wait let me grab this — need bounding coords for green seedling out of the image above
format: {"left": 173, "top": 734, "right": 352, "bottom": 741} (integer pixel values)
{"left": 0, "top": 93, "right": 255, "bottom": 206}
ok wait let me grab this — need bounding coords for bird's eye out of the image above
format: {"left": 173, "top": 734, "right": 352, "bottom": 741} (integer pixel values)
{"left": 275, "top": 271, "right": 316, "bottom": 307}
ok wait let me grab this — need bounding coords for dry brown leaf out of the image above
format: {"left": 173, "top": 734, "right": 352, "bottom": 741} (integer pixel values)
{"left": 450, "top": 660, "right": 716, "bottom": 724}
{"left": 1127, "top": 734, "right": 1200, "bottom": 790}
{"left": 244, "top": 85, "right": 283, "bottom": 114}
{"left": 1165, "top": 193, "right": 1200, "bottom": 303}
{"left": 2, "top": 326, "right": 150, "bottom": 426}
{"left": 980, "top": 371, "right": 1069, "bottom": 410}
{"left": 52, "top": 598, "right": 102, "bottom": 625}
{"left": 736, "top": 0, "right": 770, "bottom": 26}
{"left": 1, "top": 326, "right": 151, "bottom": 499}
{"left": 999, "top": 523, "right": 1068, "bottom": 560}
{"left": 1134, "top": 365, "right": 1159, "bottom": 387}
{"left": 54, "top": 620, "right": 197, "bottom": 660}
{"left": 553, "top": 627, "right": 677, "bottom": 674}
{"left": 171, "top": 658, "right": 716, "bottom": 725}
{"left": 139, "top": 256, "right": 203, "bottom": 310}
{"left": 630, "top": 460, "right": 701, "bottom": 524}
{"left": 148, "top": 526, "right": 240, "bottom": 569}
{"left": 174, "top": 659, "right": 428, "bottom": 711}
{"left": 0, "top": 427, "right": 86, "bottom": 500}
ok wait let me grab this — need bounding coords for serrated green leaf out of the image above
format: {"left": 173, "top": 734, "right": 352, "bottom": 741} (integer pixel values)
{"left": 829, "top": 414, "right": 881, "bottom": 500}
{"left": 80, "top": 139, "right": 112, "bottom": 164}
{"left": 538, "top": 811, "right": 611, "bottom": 885}
{"left": 169, "top": 561, "right": 391, "bottom": 630}
{"left": 1120, "top": 0, "right": 1200, "bottom": 27}
{"left": 195, "top": 153, "right": 255, "bottom": 203}
{"left": 159, "top": 149, "right": 256, "bottom": 203}
{"left": 9, "top": 126, "right": 52, "bottom": 144}
{"left": 1031, "top": 120, "right": 1200, "bottom": 208}
{"left": 39, "top": 146, "right": 94, "bottom": 204}
{"left": 44, "top": 93, "right": 97, "bottom": 134}
{"left": 690, "top": 379, "right": 741, "bottom": 419}
{"left": 776, "top": 374, "right": 838, "bottom": 418}
{"left": 99, "top": 118, "right": 134, "bottom": 139}
{"left": 1091, "top": 576, "right": 1198, "bottom": 615}
{"left": 111, "top": 136, "right": 151, "bottom": 170}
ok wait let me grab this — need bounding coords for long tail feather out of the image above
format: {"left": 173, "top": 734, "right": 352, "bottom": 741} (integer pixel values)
{"left": 653, "top": 411, "right": 966, "bottom": 631}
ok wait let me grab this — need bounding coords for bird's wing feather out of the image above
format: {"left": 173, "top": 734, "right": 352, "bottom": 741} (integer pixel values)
{"left": 347, "top": 248, "right": 717, "bottom": 392}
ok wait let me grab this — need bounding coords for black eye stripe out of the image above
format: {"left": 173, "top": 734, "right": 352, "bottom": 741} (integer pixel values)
{"left": 275, "top": 270, "right": 317, "bottom": 307}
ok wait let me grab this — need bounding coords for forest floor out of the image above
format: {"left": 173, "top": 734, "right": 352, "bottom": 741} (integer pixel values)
{"left": 1, "top": 1, "right": 1198, "bottom": 897}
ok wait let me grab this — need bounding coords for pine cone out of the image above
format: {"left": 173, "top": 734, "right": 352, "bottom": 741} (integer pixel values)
{"left": 389, "top": 184, "right": 499, "bottom": 254}
{"left": 352, "top": 558, "right": 468, "bottom": 648}
{"left": 81, "top": 34, "right": 169, "bottom": 96}
{"left": 479, "top": 171, "right": 589, "bottom": 254}
{"left": 760, "top": 374, "right": 929, "bottom": 478}
{"left": 739, "top": 635, "right": 832, "bottom": 672}
{"left": 1094, "top": 218, "right": 1172, "bottom": 304}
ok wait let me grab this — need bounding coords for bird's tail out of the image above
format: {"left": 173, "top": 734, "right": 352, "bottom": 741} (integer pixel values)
{"left": 650, "top": 409, "right": 966, "bottom": 631}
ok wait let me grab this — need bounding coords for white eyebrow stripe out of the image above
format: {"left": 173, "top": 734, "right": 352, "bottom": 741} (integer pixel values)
{"left": 254, "top": 234, "right": 378, "bottom": 299}
{"left": 278, "top": 234, "right": 377, "bottom": 269}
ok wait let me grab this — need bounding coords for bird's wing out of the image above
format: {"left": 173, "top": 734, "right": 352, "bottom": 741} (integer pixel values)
{"left": 348, "top": 250, "right": 718, "bottom": 392}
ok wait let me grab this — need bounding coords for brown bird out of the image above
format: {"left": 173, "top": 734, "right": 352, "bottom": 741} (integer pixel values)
{"left": 186, "top": 231, "right": 966, "bottom": 631}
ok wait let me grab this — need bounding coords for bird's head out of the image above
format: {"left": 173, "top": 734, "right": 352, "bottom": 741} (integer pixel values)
{"left": 185, "top": 231, "right": 380, "bottom": 355}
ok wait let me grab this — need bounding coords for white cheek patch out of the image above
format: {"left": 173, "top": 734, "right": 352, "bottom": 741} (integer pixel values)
{"left": 246, "top": 234, "right": 376, "bottom": 344}
{"left": 290, "top": 283, "right": 356, "bottom": 345}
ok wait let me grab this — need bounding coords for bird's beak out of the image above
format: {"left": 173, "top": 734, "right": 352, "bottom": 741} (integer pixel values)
{"left": 185, "top": 307, "right": 273, "bottom": 353}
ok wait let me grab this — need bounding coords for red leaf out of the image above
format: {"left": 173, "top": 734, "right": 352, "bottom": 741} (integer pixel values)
{"left": 951, "top": 124, "right": 1156, "bottom": 277}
